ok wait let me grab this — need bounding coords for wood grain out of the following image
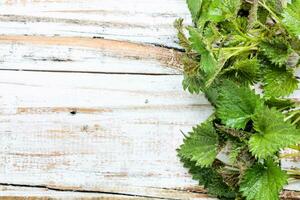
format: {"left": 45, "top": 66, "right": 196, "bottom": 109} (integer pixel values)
{"left": 0, "top": 185, "right": 213, "bottom": 200}
{"left": 0, "top": 185, "right": 214, "bottom": 200}
{"left": 0, "top": 70, "right": 214, "bottom": 199}
{"left": 0, "top": 0, "right": 192, "bottom": 48}
{"left": 0, "top": 35, "right": 183, "bottom": 74}
{"left": 0, "top": 0, "right": 299, "bottom": 199}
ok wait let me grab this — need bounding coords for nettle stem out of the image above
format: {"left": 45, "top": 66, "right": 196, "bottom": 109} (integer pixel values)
{"left": 259, "top": 0, "right": 282, "bottom": 23}
{"left": 287, "top": 170, "right": 300, "bottom": 176}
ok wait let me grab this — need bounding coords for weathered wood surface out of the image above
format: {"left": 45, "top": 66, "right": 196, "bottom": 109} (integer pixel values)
{"left": 0, "top": 35, "right": 182, "bottom": 74}
{"left": 0, "top": 0, "right": 299, "bottom": 199}
{"left": 0, "top": 44, "right": 215, "bottom": 199}
{"left": 0, "top": 0, "right": 192, "bottom": 48}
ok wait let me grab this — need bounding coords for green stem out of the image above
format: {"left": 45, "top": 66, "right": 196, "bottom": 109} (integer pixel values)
{"left": 258, "top": 0, "right": 282, "bottom": 24}
{"left": 256, "top": 21, "right": 271, "bottom": 31}
{"left": 226, "top": 44, "right": 258, "bottom": 58}
{"left": 213, "top": 46, "right": 258, "bottom": 51}
{"left": 232, "top": 21, "right": 254, "bottom": 41}
{"left": 292, "top": 115, "right": 300, "bottom": 125}
{"left": 280, "top": 152, "right": 300, "bottom": 159}
{"left": 286, "top": 169, "right": 300, "bottom": 176}
{"left": 284, "top": 109, "right": 300, "bottom": 121}
{"left": 223, "top": 165, "right": 240, "bottom": 172}
{"left": 289, "top": 145, "right": 300, "bottom": 151}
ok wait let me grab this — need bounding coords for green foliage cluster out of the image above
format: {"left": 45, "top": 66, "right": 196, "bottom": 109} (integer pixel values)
{"left": 176, "top": 0, "right": 300, "bottom": 199}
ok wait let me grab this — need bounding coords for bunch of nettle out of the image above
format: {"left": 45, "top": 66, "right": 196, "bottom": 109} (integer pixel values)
{"left": 176, "top": 0, "right": 300, "bottom": 199}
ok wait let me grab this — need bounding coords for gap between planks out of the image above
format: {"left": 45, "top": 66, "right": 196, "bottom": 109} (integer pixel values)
{"left": 0, "top": 183, "right": 213, "bottom": 200}
{"left": 0, "top": 182, "right": 204, "bottom": 200}
{"left": 0, "top": 68, "right": 180, "bottom": 76}
{"left": 0, "top": 183, "right": 299, "bottom": 200}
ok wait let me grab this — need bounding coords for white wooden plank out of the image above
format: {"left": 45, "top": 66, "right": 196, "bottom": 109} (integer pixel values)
{"left": 0, "top": 185, "right": 216, "bottom": 200}
{"left": 0, "top": 70, "right": 214, "bottom": 199}
{"left": 0, "top": 42, "right": 178, "bottom": 74}
{"left": 0, "top": 185, "right": 165, "bottom": 200}
{"left": 0, "top": 35, "right": 182, "bottom": 74}
{"left": 0, "top": 70, "right": 298, "bottom": 198}
{"left": 0, "top": 0, "right": 192, "bottom": 48}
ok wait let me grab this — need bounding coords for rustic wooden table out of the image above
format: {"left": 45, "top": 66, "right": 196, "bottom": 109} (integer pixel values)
{"left": 0, "top": 0, "right": 299, "bottom": 199}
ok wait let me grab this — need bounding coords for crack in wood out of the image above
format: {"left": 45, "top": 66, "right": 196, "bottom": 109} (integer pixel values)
{"left": 0, "top": 183, "right": 299, "bottom": 199}
{"left": 0, "top": 35, "right": 184, "bottom": 71}
{"left": 0, "top": 68, "right": 181, "bottom": 76}
{"left": 0, "top": 183, "right": 190, "bottom": 200}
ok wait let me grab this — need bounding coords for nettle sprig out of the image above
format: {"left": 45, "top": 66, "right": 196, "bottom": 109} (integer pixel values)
{"left": 176, "top": 0, "right": 300, "bottom": 199}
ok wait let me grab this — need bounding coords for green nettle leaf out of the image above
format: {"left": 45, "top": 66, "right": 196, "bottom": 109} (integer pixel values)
{"left": 187, "top": 0, "right": 202, "bottom": 23}
{"left": 249, "top": 107, "right": 300, "bottom": 159}
{"left": 240, "top": 160, "right": 288, "bottom": 200}
{"left": 224, "top": 0, "right": 242, "bottom": 17}
{"left": 282, "top": 0, "right": 300, "bottom": 37}
{"left": 198, "top": 0, "right": 241, "bottom": 26}
{"left": 223, "top": 58, "right": 260, "bottom": 85}
{"left": 174, "top": 19, "right": 191, "bottom": 51}
{"left": 201, "top": 52, "right": 218, "bottom": 75}
{"left": 263, "top": 67, "right": 298, "bottom": 98}
{"left": 182, "top": 74, "right": 204, "bottom": 94}
{"left": 188, "top": 27, "right": 207, "bottom": 54}
{"left": 217, "top": 81, "right": 263, "bottom": 129}
{"left": 178, "top": 121, "right": 219, "bottom": 167}
{"left": 197, "top": 0, "right": 222, "bottom": 26}
{"left": 182, "top": 55, "right": 199, "bottom": 74}
{"left": 180, "top": 157, "right": 236, "bottom": 199}
{"left": 203, "top": 23, "right": 221, "bottom": 45}
{"left": 258, "top": 7, "right": 269, "bottom": 23}
{"left": 203, "top": 81, "right": 221, "bottom": 106}
{"left": 228, "top": 142, "right": 243, "bottom": 164}
{"left": 260, "top": 39, "right": 292, "bottom": 66}
{"left": 266, "top": 0, "right": 284, "bottom": 14}
{"left": 265, "top": 97, "right": 295, "bottom": 111}
{"left": 188, "top": 27, "right": 218, "bottom": 76}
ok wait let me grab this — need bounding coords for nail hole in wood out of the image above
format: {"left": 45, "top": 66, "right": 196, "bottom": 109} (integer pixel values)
{"left": 70, "top": 110, "right": 77, "bottom": 115}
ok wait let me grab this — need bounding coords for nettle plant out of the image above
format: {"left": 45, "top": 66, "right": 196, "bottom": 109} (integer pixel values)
{"left": 176, "top": 0, "right": 300, "bottom": 199}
